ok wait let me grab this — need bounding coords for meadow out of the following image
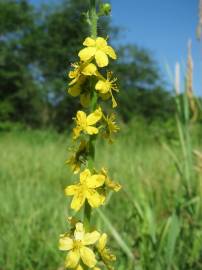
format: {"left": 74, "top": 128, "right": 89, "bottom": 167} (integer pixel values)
{"left": 1, "top": 1, "right": 202, "bottom": 269}
{"left": 1, "top": 113, "right": 202, "bottom": 270}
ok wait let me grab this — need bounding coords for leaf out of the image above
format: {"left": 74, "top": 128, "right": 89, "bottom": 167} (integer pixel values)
{"left": 165, "top": 213, "right": 180, "bottom": 268}
{"left": 96, "top": 208, "right": 135, "bottom": 261}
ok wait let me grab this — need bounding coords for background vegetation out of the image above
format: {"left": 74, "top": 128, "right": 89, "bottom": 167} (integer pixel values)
{"left": 1, "top": 117, "right": 202, "bottom": 269}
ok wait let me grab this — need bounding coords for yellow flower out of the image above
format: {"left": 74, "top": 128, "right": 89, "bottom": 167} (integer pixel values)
{"left": 67, "top": 154, "right": 81, "bottom": 175}
{"left": 65, "top": 169, "right": 105, "bottom": 211}
{"left": 78, "top": 37, "right": 116, "bottom": 67}
{"left": 68, "top": 78, "right": 91, "bottom": 108}
{"left": 75, "top": 265, "right": 83, "bottom": 270}
{"left": 68, "top": 81, "right": 82, "bottom": 97}
{"left": 73, "top": 108, "right": 102, "bottom": 139}
{"left": 66, "top": 140, "right": 89, "bottom": 174}
{"left": 59, "top": 222, "right": 100, "bottom": 268}
{"left": 69, "top": 62, "right": 97, "bottom": 86}
{"left": 67, "top": 62, "right": 95, "bottom": 108}
{"left": 102, "top": 113, "right": 119, "bottom": 143}
{"left": 68, "top": 88, "right": 91, "bottom": 108}
{"left": 97, "top": 233, "right": 116, "bottom": 264}
{"left": 95, "top": 72, "right": 118, "bottom": 108}
{"left": 101, "top": 168, "right": 121, "bottom": 192}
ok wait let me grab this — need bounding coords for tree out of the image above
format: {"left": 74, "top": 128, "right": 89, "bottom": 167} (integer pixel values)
{"left": 28, "top": 0, "right": 110, "bottom": 129}
{"left": 0, "top": 0, "right": 42, "bottom": 126}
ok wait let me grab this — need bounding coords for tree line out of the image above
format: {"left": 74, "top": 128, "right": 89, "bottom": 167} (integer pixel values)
{"left": 0, "top": 0, "right": 175, "bottom": 131}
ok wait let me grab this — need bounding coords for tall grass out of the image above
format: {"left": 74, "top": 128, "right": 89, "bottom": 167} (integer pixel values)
{"left": 0, "top": 131, "right": 69, "bottom": 270}
{"left": 0, "top": 114, "right": 202, "bottom": 269}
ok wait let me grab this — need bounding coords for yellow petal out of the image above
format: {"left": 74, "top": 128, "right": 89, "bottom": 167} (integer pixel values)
{"left": 69, "top": 75, "right": 86, "bottom": 86}
{"left": 87, "top": 108, "right": 102, "bottom": 125}
{"left": 79, "top": 47, "right": 96, "bottom": 62}
{"left": 65, "top": 250, "right": 80, "bottom": 268}
{"left": 97, "top": 233, "right": 107, "bottom": 251}
{"left": 59, "top": 236, "right": 73, "bottom": 251}
{"left": 68, "top": 84, "right": 81, "bottom": 97}
{"left": 95, "top": 50, "right": 108, "bottom": 67}
{"left": 76, "top": 265, "right": 83, "bottom": 270}
{"left": 65, "top": 184, "right": 79, "bottom": 196}
{"left": 75, "top": 222, "right": 84, "bottom": 232}
{"left": 73, "top": 127, "right": 81, "bottom": 140}
{"left": 95, "top": 80, "right": 110, "bottom": 94}
{"left": 72, "top": 164, "right": 80, "bottom": 174}
{"left": 76, "top": 111, "right": 87, "bottom": 125}
{"left": 69, "top": 77, "right": 78, "bottom": 86}
{"left": 86, "top": 175, "right": 105, "bottom": 188}
{"left": 107, "top": 180, "right": 121, "bottom": 192}
{"left": 80, "top": 246, "right": 97, "bottom": 268}
{"left": 86, "top": 190, "right": 105, "bottom": 208}
{"left": 82, "top": 63, "right": 97, "bottom": 76}
{"left": 71, "top": 192, "right": 86, "bottom": 211}
{"left": 80, "top": 93, "right": 91, "bottom": 108}
{"left": 83, "top": 37, "right": 96, "bottom": 47}
{"left": 74, "top": 222, "right": 85, "bottom": 241}
{"left": 83, "top": 231, "right": 100, "bottom": 246}
{"left": 95, "top": 37, "right": 107, "bottom": 48}
{"left": 106, "top": 174, "right": 121, "bottom": 192}
{"left": 69, "top": 72, "right": 79, "bottom": 85}
{"left": 69, "top": 70, "right": 76, "bottom": 79}
{"left": 80, "top": 169, "right": 91, "bottom": 184}
{"left": 103, "top": 45, "right": 117, "bottom": 59}
{"left": 111, "top": 92, "right": 117, "bottom": 108}
{"left": 85, "top": 126, "right": 99, "bottom": 135}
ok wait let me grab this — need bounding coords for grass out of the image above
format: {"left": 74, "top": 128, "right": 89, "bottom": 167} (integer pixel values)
{"left": 0, "top": 131, "right": 68, "bottom": 270}
{"left": 0, "top": 117, "right": 202, "bottom": 270}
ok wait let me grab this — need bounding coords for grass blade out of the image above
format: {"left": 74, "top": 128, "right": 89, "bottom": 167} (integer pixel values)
{"left": 96, "top": 208, "right": 135, "bottom": 261}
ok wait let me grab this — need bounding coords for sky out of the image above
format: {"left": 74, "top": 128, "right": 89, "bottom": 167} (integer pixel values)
{"left": 30, "top": 0, "right": 202, "bottom": 95}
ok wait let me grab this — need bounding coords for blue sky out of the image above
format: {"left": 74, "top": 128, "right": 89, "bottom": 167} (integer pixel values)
{"left": 110, "top": 0, "right": 202, "bottom": 95}
{"left": 30, "top": 0, "right": 202, "bottom": 95}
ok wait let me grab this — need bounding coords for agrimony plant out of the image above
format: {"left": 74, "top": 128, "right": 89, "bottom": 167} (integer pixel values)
{"left": 59, "top": 1, "right": 121, "bottom": 269}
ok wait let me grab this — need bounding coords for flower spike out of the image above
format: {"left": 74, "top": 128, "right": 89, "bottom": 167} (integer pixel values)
{"left": 60, "top": 2, "right": 120, "bottom": 270}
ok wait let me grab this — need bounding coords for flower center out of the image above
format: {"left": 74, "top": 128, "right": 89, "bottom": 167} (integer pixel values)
{"left": 73, "top": 240, "right": 82, "bottom": 250}
{"left": 80, "top": 121, "right": 88, "bottom": 130}
{"left": 78, "top": 118, "right": 88, "bottom": 130}
{"left": 106, "top": 81, "right": 112, "bottom": 90}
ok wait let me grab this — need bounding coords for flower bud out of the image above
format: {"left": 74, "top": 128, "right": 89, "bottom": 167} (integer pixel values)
{"left": 102, "top": 3, "right": 111, "bottom": 16}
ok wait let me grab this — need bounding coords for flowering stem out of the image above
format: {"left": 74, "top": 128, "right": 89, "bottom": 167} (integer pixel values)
{"left": 88, "top": 93, "right": 98, "bottom": 169}
{"left": 89, "top": 0, "right": 98, "bottom": 38}
{"left": 83, "top": 0, "right": 98, "bottom": 231}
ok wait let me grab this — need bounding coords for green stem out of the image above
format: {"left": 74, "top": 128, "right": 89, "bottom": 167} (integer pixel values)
{"left": 83, "top": 0, "right": 98, "bottom": 232}
{"left": 89, "top": 0, "right": 98, "bottom": 38}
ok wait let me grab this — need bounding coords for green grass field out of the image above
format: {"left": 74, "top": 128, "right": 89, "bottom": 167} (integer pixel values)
{"left": 0, "top": 121, "right": 202, "bottom": 270}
